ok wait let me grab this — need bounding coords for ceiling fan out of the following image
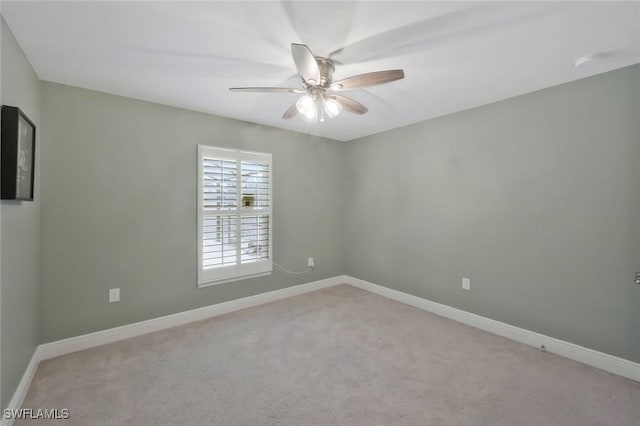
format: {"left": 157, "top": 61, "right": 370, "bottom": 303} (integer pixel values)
{"left": 229, "top": 43, "right": 405, "bottom": 122}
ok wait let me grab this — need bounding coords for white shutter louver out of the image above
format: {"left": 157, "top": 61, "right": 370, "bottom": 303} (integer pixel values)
{"left": 203, "top": 216, "right": 237, "bottom": 268}
{"left": 241, "top": 215, "right": 270, "bottom": 263}
{"left": 203, "top": 158, "right": 237, "bottom": 209}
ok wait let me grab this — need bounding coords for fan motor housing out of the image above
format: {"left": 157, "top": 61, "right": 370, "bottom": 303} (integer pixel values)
{"left": 313, "top": 57, "right": 335, "bottom": 87}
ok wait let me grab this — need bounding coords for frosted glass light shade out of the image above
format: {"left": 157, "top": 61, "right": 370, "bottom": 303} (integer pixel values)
{"left": 323, "top": 97, "right": 342, "bottom": 118}
{"left": 296, "top": 94, "right": 317, "bottom": 121}
{"left": 296, "top": 94, "right": 343, "bottom": 122}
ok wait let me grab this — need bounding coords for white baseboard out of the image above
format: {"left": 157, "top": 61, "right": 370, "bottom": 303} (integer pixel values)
{"left": 344, "top": 275, "right": 640, "bottom": 383}
{"left": 1, "top": 350, "right": 39, "bottom": 426}
{"left": 4, "top": 273, "right": 638, "bottom": 422}
{"left": 2, "top": 276, "right": 345, "bottom": 422}
{"left": 38, "top": 276, "right": 345, "bottom": 361}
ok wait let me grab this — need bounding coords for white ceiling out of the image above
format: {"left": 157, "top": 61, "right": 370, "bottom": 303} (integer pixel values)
{"left": 2, "top": 1, "right": 639, "bottom": 141}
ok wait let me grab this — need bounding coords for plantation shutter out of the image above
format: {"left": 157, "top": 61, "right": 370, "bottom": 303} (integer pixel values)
{"left": 198, "top": 146, "right": 272, "bottom": 286}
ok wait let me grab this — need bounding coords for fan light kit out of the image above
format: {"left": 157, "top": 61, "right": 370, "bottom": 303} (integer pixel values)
{"left": 230, "top": 43, "right": 405, "bottom": 122}
{"left": 296, "top": 93, "right": 342, "bottom": 122}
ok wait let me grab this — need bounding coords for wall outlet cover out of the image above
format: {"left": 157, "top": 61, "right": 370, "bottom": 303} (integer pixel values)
{"left": 462, "top": 278, "right": 471, "bottom": 291}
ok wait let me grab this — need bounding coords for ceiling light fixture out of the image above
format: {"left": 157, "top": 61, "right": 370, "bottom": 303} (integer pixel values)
{"left": 230, "top": 43, "right": 404, "bottom": 122}
{"left": 574, "top": 51, "right": 618, "bottom": 68}
{"left": 574, "top": 54, "right": 595, "bottom": 68}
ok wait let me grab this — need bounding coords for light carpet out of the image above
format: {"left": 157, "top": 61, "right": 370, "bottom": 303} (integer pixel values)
{"left": 17, "top": 284, "right": 640, "bottom": 425}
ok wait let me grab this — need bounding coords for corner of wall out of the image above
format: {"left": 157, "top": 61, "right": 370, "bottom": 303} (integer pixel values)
{"left": 0, "top": 16, "right": 42, "bottom": 410}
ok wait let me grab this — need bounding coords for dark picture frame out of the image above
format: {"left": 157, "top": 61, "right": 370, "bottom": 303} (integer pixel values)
{"left": 1, "top": 105, "right": 36, "bottom": 201}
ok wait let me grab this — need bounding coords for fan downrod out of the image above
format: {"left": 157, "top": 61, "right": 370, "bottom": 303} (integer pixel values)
{"left": 307, "top": 57, "right": 335, "bottom": 88}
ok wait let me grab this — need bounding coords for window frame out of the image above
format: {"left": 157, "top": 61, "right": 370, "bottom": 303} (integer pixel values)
{"left": 197, "top": 145, "right": 273, "bottom": 287}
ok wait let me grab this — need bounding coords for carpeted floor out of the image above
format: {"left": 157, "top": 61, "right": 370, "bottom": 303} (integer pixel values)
{"left": 17, "top": 284, "right": 640, "bottom": 425}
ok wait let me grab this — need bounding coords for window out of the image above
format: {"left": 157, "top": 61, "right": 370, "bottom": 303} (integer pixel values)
{"left": 197, "top": 145, "right": 272, "bottom": 287}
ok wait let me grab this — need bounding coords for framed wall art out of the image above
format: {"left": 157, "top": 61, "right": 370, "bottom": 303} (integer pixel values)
{"left": 1, "top": 105, "right": 36, "bottom": 201}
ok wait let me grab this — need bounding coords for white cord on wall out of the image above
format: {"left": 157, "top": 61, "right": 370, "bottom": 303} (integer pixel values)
{"left": 273, "top": 262, "right": 314, "bottom": 275}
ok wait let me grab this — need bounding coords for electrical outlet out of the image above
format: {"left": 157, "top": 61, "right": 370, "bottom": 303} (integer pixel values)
{"left": 109, "top": 288, "right": 120, "bottom": 303}
{"left": 308, "top": 257, "right": 315, "bottom": 268}
{"left": 462, "top": 278, "right": 471, "bottom": 291}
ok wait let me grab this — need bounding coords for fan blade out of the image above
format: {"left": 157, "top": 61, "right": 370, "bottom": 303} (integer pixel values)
{"left": 329, "top": 94, "right": 368, "bottom": 115}
{"left": 329, "top": 3, "right": 565, "bottom": 64}
{"left": 126, "top": 47, "right": 292, "bottom": 79}
{"left": 331, "top": 70, "right": 405, "bottom": 91}
{"left": 283, "top": 2, "right": 357, "bottom": 57}
{"left": 229, "top": 87, "right": 306, "bottom": 94}
{"left": 291, "top": 43, "right": 321, "bottom": 84}
{"left": 282, "top": 103, "right": 299, "bottom": 119}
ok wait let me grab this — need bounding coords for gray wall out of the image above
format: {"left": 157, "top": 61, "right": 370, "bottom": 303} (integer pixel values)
{"left": 1, "top": 18, "right": 41, "bottom": 408}
{"left": 40, "top": 82, "right": 345, "bottom": 342}
{"left": 346, "top": 64, "right": 640, "bottom": 362}
{"left": 3, "top": 28, "right": 638, "bottom": 409}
